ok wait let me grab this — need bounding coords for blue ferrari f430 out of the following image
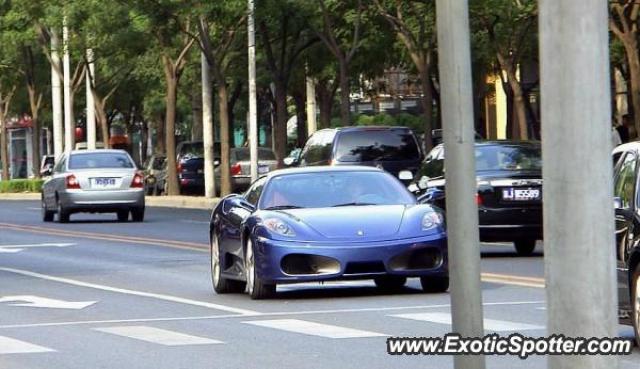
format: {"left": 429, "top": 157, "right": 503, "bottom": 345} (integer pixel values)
{"left": 208, "top": 166, "right": 448, "bottom": 299}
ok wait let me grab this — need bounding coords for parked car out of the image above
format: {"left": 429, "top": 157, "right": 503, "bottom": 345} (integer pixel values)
{"left": 143, "top": 155, "right": 166, "bottom": 196}
{"left": 411, "top": 141, "right": 543, "bottom": 256}
{"left": 208, "top": 166, "right": 448, "bottom": 299}
{"left": 294, "top": 126, "right": 423, "bottom": 183}
{"left": 611, "top": 142, "right": 640, "bottom": 344}
{"left": 216, "top": 147, "right": 278, "bottom": 193}
{"left": 175, "top": 141, "right": 221, "bottom": 195}
{"left": 41, "top": 149, "right": 145, "bottom": 223}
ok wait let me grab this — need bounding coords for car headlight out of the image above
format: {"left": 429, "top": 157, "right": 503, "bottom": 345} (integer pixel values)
{"left": 263, "top": 218, "right": 296, "bottom": 237}
{"left": 422, "top": 211, "right": 444, "bottom": 231}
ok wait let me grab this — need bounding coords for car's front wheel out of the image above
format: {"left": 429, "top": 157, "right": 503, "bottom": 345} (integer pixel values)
{"left": 374, "top": 276, "right": 407, "bottom": 291}
{"left": 632, "top": 264, "right": 640, "bottom": 346}
{"left": 210, "top": 233, "right": 245, "bottom": 294}
{"left": 514, "top": 239, "right": 537, "bottom": 256}
{"left": 420, "top": 275, "right": 449, "bottom": 293}
{"left": 245, "top": 238, "right": 275, "bottom": 299}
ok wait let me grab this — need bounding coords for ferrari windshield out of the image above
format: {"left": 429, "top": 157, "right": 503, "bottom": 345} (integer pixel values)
{"left": 259, "top": 171, "right": 416, "bottom": 209}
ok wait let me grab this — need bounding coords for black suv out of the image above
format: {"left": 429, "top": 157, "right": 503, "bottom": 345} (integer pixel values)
{"left": 175, "top": 141, "right": 221, "bottom": 194}
{"left": 296, "top": 126, "right": 423, "bottom": 180}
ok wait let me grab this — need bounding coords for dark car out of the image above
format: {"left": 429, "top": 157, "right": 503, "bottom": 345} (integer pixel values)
{"left": 411, "top": 141, "right": 543, "bottom": 256}
{"left": 295, "top": 126, "right": 423, "bottom": 182}
{"left": 176, "top": 141, "right": 221, "bottom": 194}
{"left": 208, "top": 166, "right": 448, "bottom": 299}
{"left": 611, "top": 142, "right": 640, "bottom": 344}
{"left": 143, "top": 155, "right": 166, "bottom": 196}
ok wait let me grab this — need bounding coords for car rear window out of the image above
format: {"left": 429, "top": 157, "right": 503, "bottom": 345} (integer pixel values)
{"left": 475, "top": 145, "right": 542, "bottom": 171}
{"left": 180, "top": 143, "right": 204, "bottom": 157}
{"left": 234, "top": 148, "right": 276, "bottom": 161}
{"left": 69, "top": 152, "right": 134, "bottom": 169}
{"left": 334, "top": 130, "right": 421, "bottom": 162}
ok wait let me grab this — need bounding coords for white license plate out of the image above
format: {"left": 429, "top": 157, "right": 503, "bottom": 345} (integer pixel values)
{"left": 258, "top": 165, "right": 269, "bottom": 174}
{"left": 502, "top": 188, "right": 541, "bottom": 201}
{"left": 92, "top": 178, "right": 116, "bottom": 188}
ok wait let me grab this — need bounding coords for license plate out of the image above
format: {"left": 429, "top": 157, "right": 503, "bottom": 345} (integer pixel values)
{"left": 93, "top": 178, "right": 116, "bottom": 188}
{"left": 502, "top": 188, "right": 541, "bottom": 201}
{"left": 258, "top": 165, "right": 269, "bottom": 174}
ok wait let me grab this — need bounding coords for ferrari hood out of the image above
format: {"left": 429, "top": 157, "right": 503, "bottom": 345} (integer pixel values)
{"left": 282, "top": 205, "right": 407, "bottom": 239}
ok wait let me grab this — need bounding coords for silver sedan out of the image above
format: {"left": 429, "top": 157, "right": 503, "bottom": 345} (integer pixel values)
{"left": 41, "top": 150, "right": 145, "bottom": 223}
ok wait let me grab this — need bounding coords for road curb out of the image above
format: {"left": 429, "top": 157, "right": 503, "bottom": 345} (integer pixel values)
{"left": 0, "top": 192, "right": 219, "bottom": 210}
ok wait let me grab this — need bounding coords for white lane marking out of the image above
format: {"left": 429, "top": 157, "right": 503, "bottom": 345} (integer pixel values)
{"left": 0, "top": 267, "right": 258, "bottom": 316}
{"left": 536, "top": 307, "right": 547, "bottom": 311}
{"left": 0, "top": 295, "right": 96, "bottom": 310}
{"left": 0, "top": 243, "right": 75, "bottom": 253}
{"left": 0, "top": 300, "right": 546, "bottom": 330}
{"left": 391, "top": 312, "right": 544, "bottom": 331}
{"left": 94, "top": 326, "right": 222, "bottom": 346}
{"left": 0, "top": 336, "right": 54, "bottom": 354}
{"left": 243, "top": 319, "right": 387, "bottom": 338}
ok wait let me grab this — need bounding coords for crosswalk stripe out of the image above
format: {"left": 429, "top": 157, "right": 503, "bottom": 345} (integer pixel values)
{"left": 390, "top": 312, "right": 544, "bottom": 331}
{"left": 0, "top": 336, "right": 54, "bottom": 354}
{"left": 93, "top": 326, "right": 223, "bottom": 346}
{"left": 242, "top": 319, "right": 387, "bottom": 339}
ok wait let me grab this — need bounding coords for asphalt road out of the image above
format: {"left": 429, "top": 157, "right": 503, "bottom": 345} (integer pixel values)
{"left": 0, "top": 200, "right": 637, "bottom": 369}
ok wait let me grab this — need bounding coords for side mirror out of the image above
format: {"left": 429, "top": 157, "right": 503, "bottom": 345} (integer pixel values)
{"left": 614, "top": 196, "right": 622, "bottom": 209}
{"left": 283, "top": 157, "right": 296, "bottom": 167}
{"left": 398, "top": 170, "right": 413, "bottom": 181}
{"left": 418, "top": 175, "right": 430, "bottom": 189}
{"left": 40, "top": 164, "right": 53, "bottom": 177}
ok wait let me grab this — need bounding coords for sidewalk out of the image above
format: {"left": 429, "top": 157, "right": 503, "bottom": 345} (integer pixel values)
{"left": 0, "top": 193, "right": 219, "bottom": 210}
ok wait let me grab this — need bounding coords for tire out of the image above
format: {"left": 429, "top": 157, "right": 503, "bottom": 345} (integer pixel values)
{"left": 131, "top": 207, "right": 145, "bottom": 222}
{"left": 117, "top": 210, "right": 129, "bottom": 222}
{"left": 210, "top": 232, "right": 245, "bottom": 294}
{"left": 245, "top": 238, "right": 275, "bottom": 299}
{"left": 420, "top": 275, "right": 449, "bottom": 293}
{"left": 514, "top": 239, "right": 537, "bottom": 256}
{"left": 57, "top": 201, "right": 70, "bottom": 223}
{"left": 632, "top": 264, "right": 640, "bottom": 346}
{"left": 374, "top": 276, "right": 407, "bottom": 291}
{"left": 42, "top": 198, "right": 54, "bottom": 222}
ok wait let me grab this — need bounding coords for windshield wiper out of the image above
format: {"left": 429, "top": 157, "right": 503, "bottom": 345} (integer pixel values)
{"left": 332, "top": 202, "right": 376, "bottom": 207}
{"left": 263, "top": 205, "right": 304, "bottom": 210}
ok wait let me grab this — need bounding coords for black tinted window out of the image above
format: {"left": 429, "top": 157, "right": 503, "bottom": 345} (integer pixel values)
{"left": 179, "top": 143, "right": 203, "bottom": 157}
{"left": 69, "top": 153, "right": 134, "bottom": 169}
{"left": 475, "top": 145, "right": 541, "bottom": 171}
{"left": 334, "top": 130, "right": 420, "bottom": 162}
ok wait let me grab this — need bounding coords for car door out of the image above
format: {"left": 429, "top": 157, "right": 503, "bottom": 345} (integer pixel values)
{"left": 614, "top": 150, "right": 638, "bottom": 316}
{"left": 43, "top": 154, "right": 67, "bottom": 208}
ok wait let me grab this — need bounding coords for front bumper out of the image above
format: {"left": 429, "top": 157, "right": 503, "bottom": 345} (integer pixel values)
{"left": 252, "top": 234, "right": 448, "bottom": 284}
{"left": 60, "top": 189, "right": 145, "bottom": 212}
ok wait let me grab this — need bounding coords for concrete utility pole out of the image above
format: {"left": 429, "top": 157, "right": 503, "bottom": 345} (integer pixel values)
{"left": 63, "top": 18, "right": 74, "bottom": 152}
{"left": 51, "top": 29, "right": 63, "bottom": 159}
{"left": 248, "top": 0, "right": 258, "bottom": 181}
{"left": 435, "top": 1, "right": 486, "bottom": 369}
{"left": 306, "top": 68, "right": 317, "bottom": 136}
{"left": 539, "top": 2, "right": 618, "bottom": 369}
{"left": 201, "top": 52, "right": 216, "bottom": 199}
{"left": 86, "top": 48, "right": 96, "bottom": 150}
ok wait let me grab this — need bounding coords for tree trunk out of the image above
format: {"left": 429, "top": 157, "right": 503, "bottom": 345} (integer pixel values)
{"left": 338, "top": 61, "right": 351, "bottom": 126}
{"left": 624, "top": 38, "right": 640, "bottom": 140}
{"left": 217, "top": 84, "right": 231, "bottom": 196}
{"left": 163, "top": 59, "right": 179, "bottom": 196}
{"left": 418, "top": 63, "right": 434, "bottom": 152}
{"left": 273, "top": 81, "right": 288, "bottom": 165}
{"left": 316, "top": 79, "right": 334, "bottom": 129}
{"left": 1, "top": 119, "right": 8, "bottom": 180}
{"left": 497, "top": 53, "right": 528, "bottom": 140}
{"left": 95, "top": 98, "right": 110, "bottom": 149}
{"left": 27, "top": 88, "right": 41, "bottom": 178}
{"left": 154, "top": 115, "right": 165, "bottom": 155}
{"left": 293, "top": 90, "right": 307, "bottom": 148}
{"left": 191, "top": 90, "right": 203, "bottom": 141}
